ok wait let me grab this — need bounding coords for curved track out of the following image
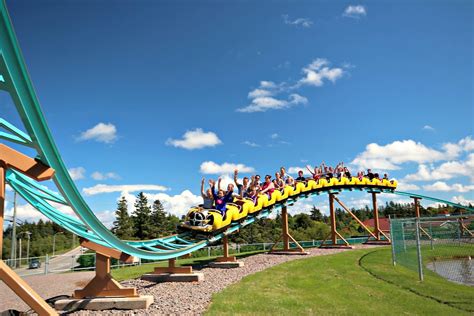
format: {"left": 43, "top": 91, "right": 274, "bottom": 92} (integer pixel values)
{"left": 0, "top": 1, "right": 472, "bottom": 260}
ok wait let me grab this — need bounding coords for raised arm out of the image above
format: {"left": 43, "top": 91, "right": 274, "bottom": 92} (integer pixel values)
{"left": 218, "top": 177, "right": 222, "bottom": 191}
{"left": 233, "top": 169, "right": 240, "bottom": 186}
{"left": 200, "top": 177, "right": 206, "bottom": 197}
{"left": 306, "top": 165, "right": 315, "bottom": 175}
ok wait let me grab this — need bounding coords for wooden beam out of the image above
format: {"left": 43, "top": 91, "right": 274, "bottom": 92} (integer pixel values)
{"left": 0, "top": 167, "right": 4, "bottom": 258}
{"left": 0, "top": 144, "right": 54, "bottom": 181}
{"left": 333, "top": 195, "right": 378, "bottom": 240}
{"left": 73, "top": 253, "right": 137, "bottom": 299}
{"left": 0, "top": 260, "right": 58, "bottom": 315}
{"left": 80, "top": 239, "right": 134, "bottom": 264}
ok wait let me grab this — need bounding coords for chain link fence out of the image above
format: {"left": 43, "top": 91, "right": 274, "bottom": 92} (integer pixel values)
{"left": 7, "top": 237, "right": 371, "bottom": 277}
{"left": 390, "top": 215, "right": 474, "bottom": 285}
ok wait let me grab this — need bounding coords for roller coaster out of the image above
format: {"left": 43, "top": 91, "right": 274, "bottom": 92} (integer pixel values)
{"left": 0, "top": 1, "right": 472, "bottom": 314}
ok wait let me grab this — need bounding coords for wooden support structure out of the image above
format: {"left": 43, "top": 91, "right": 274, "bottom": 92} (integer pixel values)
{"left": 215, "top": 235, "right": 237, "bottom": 262}
{"left": 0, "top": 147, "right": 58, "bottom": 315}
{"left": 74, "top": 239, "right": 137, "bottom": 298}
{"left": 270, "top": 205, "right": 306, "bottom": 253}
{"left": 412, "top": 197, "right": 433, "bottom": 240}
{"left": 153, "top": 258, "right": 193, "bottom": 274}
{"left": 319, "top": 194, "right": 351, "bottom": 248}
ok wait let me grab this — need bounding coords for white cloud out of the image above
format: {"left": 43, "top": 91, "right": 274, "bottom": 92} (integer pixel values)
{"left": 343, "top": 5, "right": 367, "bottom": 18}
{"left": 423, "top": 125, "right": 435, "bottom": 131}
{"left": 396, "top": 182, "right": 420, "bottom": 191}
{"left": 237, "top": 93, "right": 307, "bottom": 113}
{"left": 351, "top": 139, "right": 468, "bottom": 171}
{"left": 166, "top": 128, "right": 222, "bottom": 150}
{"left": 121, "top": 190, "right": 202, "bottom": 218}
{"left": 423, "top": 181, "right": 474, "bottom": 193}
{"left": 288, "top": 166, "right": 308, "bottom": 175}
{"left": 78, "top": 123, "right": 117, "bottom": 144}
{"left": 242, "top": 140, "right": 260, "bottom": 147}
{"left": 282, "top": 14, "right": 313, "bottom": 28}
{"left": 451, "top": 195, "right": 474, "bottom": 206}
{"left": 297, "top": 58, "right": 344, "bottom": 87}
{"left": 200, "top": 161, "right": 255, "bottom": 174}
{"left": 68, "top": 167, "right": 86, "bottom": 180}
{"left": 270, "top": 133, "right": 279, "bottom": 139}
{"left": 404, "top": 153, "right": 474, "bottom": 182}
{"left": 248, "top": 88, "right": 274, "bottom": 99}
{"left": 91, "top": 171, "right": 120, "bottom": 181}
{"left": 83, "top": 184, "right": 169, "bottom": 196}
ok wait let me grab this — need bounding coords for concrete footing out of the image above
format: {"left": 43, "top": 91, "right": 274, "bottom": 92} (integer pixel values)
{"left": 268, "top": 250, "right": 309, "bottom": 255}
{"left": 141, "top": 272, "right": 204, "bottom": 283}
{"left": 319, "top": 245, "right": 353, "bottom": 249}
{"left": 55, "top": 295, "right": 154, "bottom": 311}
{"left": 209, "top": 261, "right": 244, "bottom": 269}
{"left": 364, "top": 240, "right": 391, "bottom": 245}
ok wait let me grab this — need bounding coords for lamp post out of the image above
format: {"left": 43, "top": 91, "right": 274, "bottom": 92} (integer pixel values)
{"left": 52, "top": 232, "right": 63, "bottom": 257}
{"left": 17, "top": 231, "right": 31, "bottom": 267}
{"left": 10, "top": 191, "right": 17, "bottom": 265}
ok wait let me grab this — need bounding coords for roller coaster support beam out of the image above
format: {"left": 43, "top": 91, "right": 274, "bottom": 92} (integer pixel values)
{"left": 333, "top": 195, "right": 391, "bottom": 244}
{"left": 320, "top": 194, "right": 351, "bottom": 248}
{"left": 73, "top": 239, "right": 137, "bottom": 299}
{"left": 0, "top": 148, "right": 58, "bottom": 315}
{"left": 411, "top": 197, "right": 432, "bottom": 240}
{"left": 209, "top": 235, "right": 245, "bottom": 268}
{"left": 216, "top": 235, "right": 236, "bottom": 262}
{"left": 270, "top": 205, "right": 307, "bottom": 254}
{"left": 142, "top": 256, "right": 203, "bottom": 282}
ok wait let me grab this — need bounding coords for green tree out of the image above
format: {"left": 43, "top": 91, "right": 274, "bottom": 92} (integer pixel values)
{"left": 112, "top": 196, "right": 134, "bottom": 239}
{"left": 132, "top": 192, "right": 153, "bottom": 239}
{"left": 150, "top": 199, "right": 167, "bottom": 238}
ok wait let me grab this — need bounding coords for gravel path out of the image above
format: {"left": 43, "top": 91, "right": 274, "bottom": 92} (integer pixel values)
{"left": 0, "top": 271, "right": 95, "bottom": 313}
{"left": 70, "top": 245, "right": 374, "bottom": 316}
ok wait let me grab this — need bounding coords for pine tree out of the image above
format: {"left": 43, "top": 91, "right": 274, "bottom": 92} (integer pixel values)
{"left": 111, "top": 196, "right": 134, "bottom": 239}
{"left": 132, "top": 192, "right": 153, "bottom": 239}
{"left": 151, "top": 199, "right": 167, "bottom": 238}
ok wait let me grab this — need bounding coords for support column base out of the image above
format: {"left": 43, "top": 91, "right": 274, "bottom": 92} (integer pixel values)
{"left": 209, "top": 261, "right": 244, "bottom": 268}
{"left": 364, "top": 240, "right": 391, "bottom": 245}
{"left": 269, "top": 249, "right": 309, "bottom": 255}
{"left": 141, "top": 272, "right": 204, "bottom": 282}
{"left": 55, "top": 295, "right": 154, "bottom": 311}
{"left": 319, "top": 244, "right": 353, "bottom": 249}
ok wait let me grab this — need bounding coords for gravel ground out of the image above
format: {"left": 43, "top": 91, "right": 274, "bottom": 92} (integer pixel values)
{"left": 0, "top": 271, "right": 95, "bottom": 313}
{"left": 70, "top": 245, "right": 374, "bottom": 316}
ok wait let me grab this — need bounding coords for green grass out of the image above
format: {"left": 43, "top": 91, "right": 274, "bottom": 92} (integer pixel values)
{"left": 111, "top": 250, "right": 265, "bottom": 281}
{"left": 206, "top": 247, "right": 474, "bottom": 315}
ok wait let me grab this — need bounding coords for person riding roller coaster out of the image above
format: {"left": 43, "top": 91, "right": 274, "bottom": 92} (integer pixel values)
{"left": 210, "top": 178, "right": 234, "bottom": 216}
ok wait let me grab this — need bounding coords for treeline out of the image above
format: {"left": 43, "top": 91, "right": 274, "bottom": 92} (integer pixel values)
{"left": 2, "top": 221, "right": 76, "bottom": 260}
{"left": 111, "top": 192, "right": 180, "bottom": 240}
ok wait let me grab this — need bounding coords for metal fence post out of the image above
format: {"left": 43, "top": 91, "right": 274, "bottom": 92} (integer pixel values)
{"left": 401, "top": 222, "right": 407, "bottom": 252}
{"left": 44, "top": 254, "right": 49, "bottom": 275}
{"left": 207, "top": 247, "right": 211, "bottom": 258}
{"left": 429, "top": 223, "right": 434, "bottom": 250}
{"left": 415, "top": 218, "right": 424, "bottom": 281}
{"left": 389, "top": 216, "right": 396, "bottom": 266}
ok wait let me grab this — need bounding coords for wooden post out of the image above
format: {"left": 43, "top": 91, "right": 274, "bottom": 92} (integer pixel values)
{"left": 414, "top": 197, "right": 421, "bottom": 218}
{"left": 0, "top": 166, "right": 4, "bottom": 259}
{"left": 215, "top": 235, "right": 237, "bottom": 262}
{"left": 0, "top": 152, "right": 58, "bottom": 315}
{"left": 329, "top": 194, "right": 337, "bottom": 245}
{"left": 372, "top": 192, "right": 380, "bottom": 240}
{"left": 73, "top": 252, "right": 137, "bottom": 299}
{"left": 282, "top": 206, "right": 290, "bottom": 250}
{"left": 269, "top": 205, "right": 305, "bottom": 253}
{"left": 319, "top": 193, "right": 351, "bottom": 248}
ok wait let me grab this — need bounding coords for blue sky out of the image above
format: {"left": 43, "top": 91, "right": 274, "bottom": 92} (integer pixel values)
{"left": 1, "top": 0, "right": 473, "bottom": 225}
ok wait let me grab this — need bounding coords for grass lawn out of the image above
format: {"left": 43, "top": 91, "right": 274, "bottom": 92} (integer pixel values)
{"left": 206, "top": 247, "right": 474, "bottom": 315}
